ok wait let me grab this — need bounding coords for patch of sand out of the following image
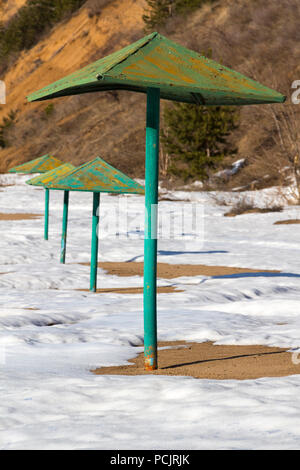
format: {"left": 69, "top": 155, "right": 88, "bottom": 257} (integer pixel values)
{"left": 78, "top": 286, "right": 182, "bottom": 294}
{"left": 92, "top": 341, "right": 300, "bottom": 380}
{"left": 225, "top": 208, "right": 283, "bottom": 217}
{"left": 274, "top": 219, "right": 300, "bottom": 225}
{"left": 80, "top": 261, "right": 280, "bottom": 279}
{"left": 0, "top": 213, "right": 41, "bottom": 220}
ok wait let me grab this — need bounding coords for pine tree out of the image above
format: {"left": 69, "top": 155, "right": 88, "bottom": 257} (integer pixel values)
{"left": 0, "top": 110, "right": 16, "bottom": 148}
{"left": 143, "top": 0, "right": 174, "bottom": 31}
{"left": 174, "top": 0, "right": 208, "bottom": 14}
{"left": 143, "top": 0, "right": 211, "bottom": 31}
{"left": 162, "top": 102, "right": 238, "bottom": 180}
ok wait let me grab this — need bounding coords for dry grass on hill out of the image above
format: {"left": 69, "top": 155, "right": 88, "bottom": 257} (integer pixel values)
{"left": 0, "top": 0, "right": 299, "bottom": 190}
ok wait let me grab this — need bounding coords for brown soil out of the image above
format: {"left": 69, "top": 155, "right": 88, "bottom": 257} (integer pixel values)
{"left": 92, "top": 341, "right": 300, "bottom": 380}
{"left": 225, "top": 208, "right": 282, "bottom": 217}
{"left": 158, "top": 196, "right": 187, "bottom": 202}
{"left": 0, "top": 0, "right": 27, "bottom": 23}
{"left": 78, "top": 286, "right": 182, "bottom": 294}
{"left": 80, "top": 261, "right": 280, "bottom": 279}
{"left": 274, "top": 219, "right": 300, "bottom": 225}
{"left": 0, "top": 213, "right": 41, "bottom": 220}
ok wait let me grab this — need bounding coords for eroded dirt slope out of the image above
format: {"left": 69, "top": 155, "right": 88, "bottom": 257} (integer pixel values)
{"left": 0, "top": 0, "right": 148, "bottom": 175}
{"left": 0, "top": 0, "right": 298, "bottom": 185}
{"left": 0, "top": 0, "right": 27, "bottom": 23}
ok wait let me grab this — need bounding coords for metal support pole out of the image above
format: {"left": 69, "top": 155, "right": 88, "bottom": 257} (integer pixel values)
{"left": 144, "top": 87, "right": 160, "bottom": 370}
{"left": 44, "top": 188, "right": 50, "bottom": 240}
{"left": 60, "top": 190, "right": 69, "bottom": 264}
{"left": 90, "top": 192, "right": 100, "bottom": 292}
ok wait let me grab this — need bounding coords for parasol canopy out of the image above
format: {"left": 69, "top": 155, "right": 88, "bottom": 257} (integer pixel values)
{"left": 46, "top": 156, "right": 144, "bottom": 195}
{"left": 27, "top": 32, "right": 285, "bottom": 106}
{"left": 26, "top": 162, "right": 75, "bottom": 242}
{"left": 26, "top": 163, "right": 75, "bottom": 187}
{"left": 9, "top": 154, "right": 63, "bottom": 174}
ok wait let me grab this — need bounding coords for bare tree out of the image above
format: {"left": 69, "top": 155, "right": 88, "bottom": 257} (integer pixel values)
{"left": 159, "top": 140, "right": 170, "bottom": 178}
{"left": 268, "top": 103, "right": 300, "bottom": 201}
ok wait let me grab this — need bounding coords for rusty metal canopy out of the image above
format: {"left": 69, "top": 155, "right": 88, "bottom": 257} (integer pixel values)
{"left": 26, "top": 163, "right": 75, "bottom": 187}
{"left": 46, "top": 157, "right": 145, "bottom": 194}
{"left": 8, "top": 154, "right": 63, "bottom": 174}
{"left": 27, "top": 32, "right": 285, "bottom": 106}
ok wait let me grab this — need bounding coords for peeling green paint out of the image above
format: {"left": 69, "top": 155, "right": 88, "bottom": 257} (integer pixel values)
{"left": 27, "top": 32, "right": 285, "bottom": 106}
{"left": 9, "top": 154, "right": 63, "bottom": 174}
{"left": 26, "top": 163, "right": 75, "bottom": 186}
{"left": 46, "top": 157, "right": 145, "bottom": 194}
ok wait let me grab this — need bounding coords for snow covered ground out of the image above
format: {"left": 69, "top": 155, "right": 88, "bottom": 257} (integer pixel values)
{"left": 1, "top": 174, "right": 300, "bottom": 449}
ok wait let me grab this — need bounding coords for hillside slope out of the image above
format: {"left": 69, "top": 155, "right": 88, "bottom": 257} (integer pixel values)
{"left": 0, "top": 0, "right": 148, "bottom": 176}
{"left": 0, "top": 0, "right": 27, "bottom": 22}
{"left": 0, "top": 0, "right": 298, "bottom": 185}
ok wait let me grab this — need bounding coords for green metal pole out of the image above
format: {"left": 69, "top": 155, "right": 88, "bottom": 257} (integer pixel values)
{"left": 90, "top": 192, "right": 100, "bottom": 292}
{"left": 144, "top": 87, "right": 160, "bottom": 371}
{"left": 44, "top": 188, "right": 50, "bottom": 240}
{"left": 60, "top": 190, "right": 69, "bottom": 264}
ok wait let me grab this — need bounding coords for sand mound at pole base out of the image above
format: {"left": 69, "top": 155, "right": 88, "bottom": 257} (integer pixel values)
{"left": 92, "top": 341, "right": 300, "bottom": 380}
